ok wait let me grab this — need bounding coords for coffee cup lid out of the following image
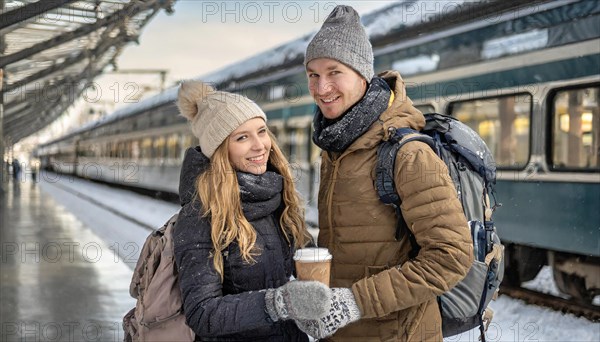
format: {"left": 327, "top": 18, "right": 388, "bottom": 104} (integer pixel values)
{"left": 293, "top": 247, "right": 332, "bottom": 262}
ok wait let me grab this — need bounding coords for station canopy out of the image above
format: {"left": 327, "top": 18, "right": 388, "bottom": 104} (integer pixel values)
{"left": 0, "top": 0, "right": 175, "bottom": 144}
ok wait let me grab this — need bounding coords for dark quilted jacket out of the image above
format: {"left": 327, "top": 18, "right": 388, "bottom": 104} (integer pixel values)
{"left": 173, "top": 147, "right": 308, "bottom": 342}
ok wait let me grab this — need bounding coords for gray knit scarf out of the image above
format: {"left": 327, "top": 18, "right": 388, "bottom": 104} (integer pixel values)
{"left": 236, "top": 170, "right": 283, "bottom": 221}
{"left": 312, "top": 76, "right": 391, "bottom": 153}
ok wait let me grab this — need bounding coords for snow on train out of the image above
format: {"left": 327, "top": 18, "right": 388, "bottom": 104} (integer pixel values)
{"left": 36, "top": 1, "right": 599, "bottom": 302}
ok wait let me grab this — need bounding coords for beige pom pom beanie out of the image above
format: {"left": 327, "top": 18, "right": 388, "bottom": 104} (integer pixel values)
{"left": 177, "top": 81, "right": 267, "bottom": 158}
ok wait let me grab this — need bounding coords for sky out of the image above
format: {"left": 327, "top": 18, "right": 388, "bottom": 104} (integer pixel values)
{"left": 16, "top": 1, "right": 399, "bottom": 159}
{"left": 111, "top": 1, "right": 397, "bottom": 84}
{"left": 34, "top": 1, "right": 396, "bottom": 142}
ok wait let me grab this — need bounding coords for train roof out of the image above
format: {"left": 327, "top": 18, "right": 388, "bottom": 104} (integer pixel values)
{"left": 43, "top": 0, "right": 476, "bottom": 146}
{"left": 199, "top": 0, "right": 475, "bottom": 85}
{"left": 44, "top": 0, "right": 575, "bottom": 146}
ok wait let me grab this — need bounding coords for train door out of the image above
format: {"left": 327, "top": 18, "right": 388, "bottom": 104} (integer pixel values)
{"left": 546, "top": 84, "right": 600, "bottom": 303}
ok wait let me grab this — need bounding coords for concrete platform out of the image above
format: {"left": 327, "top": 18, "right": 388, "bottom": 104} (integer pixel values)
{"left": 1, "top": 177, "right": 135, "bottom": 341}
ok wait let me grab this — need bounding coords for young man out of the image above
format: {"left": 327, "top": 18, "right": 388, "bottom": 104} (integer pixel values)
{"left": 298, "top": 5, "right": 473, "bottom": 341}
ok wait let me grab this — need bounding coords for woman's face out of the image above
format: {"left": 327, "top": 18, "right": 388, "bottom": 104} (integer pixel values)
{"left": 228, "top": 118, "right": 271, "bottom": 175}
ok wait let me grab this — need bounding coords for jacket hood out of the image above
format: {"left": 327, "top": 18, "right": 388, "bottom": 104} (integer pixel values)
{"left": 343, "top": 70, "right": 425, "bottom": 154}
{"left": 179, "top": 146, "right": 210, "bottom": 205}
{"left": 379, "top": 70, "right": 425, "bottom": 137}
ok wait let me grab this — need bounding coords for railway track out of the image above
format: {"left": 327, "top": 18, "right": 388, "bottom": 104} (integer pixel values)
{"left": 45, "top": 177, "right": 158, "bottom": 232}
{"left": 500, "top": 285, "right": 600, "bottom": 322}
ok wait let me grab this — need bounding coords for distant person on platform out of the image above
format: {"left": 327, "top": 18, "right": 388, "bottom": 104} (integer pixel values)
{"left": 293, "top": 5, "right": 473, "bottom": 341}
{"left": 173, "top": 80, "right": 335, "bottom": 341}
{"left": 12, "top": 159, "right": 21, "bottom": 180}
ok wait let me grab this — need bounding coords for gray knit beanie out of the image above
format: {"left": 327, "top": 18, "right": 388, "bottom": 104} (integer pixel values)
{"left": 177, "top": 80, "right": 267, "bottom": 158}
{"left": 304, "top": 5, "right": 374, "bottom": 81}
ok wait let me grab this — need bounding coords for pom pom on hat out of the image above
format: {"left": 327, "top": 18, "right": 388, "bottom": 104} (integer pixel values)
{"left": 177, "top": 80, "right": 267, "bottom": 158}
{"left": 304, "top": 5, "right": 374, "bottom": 81}
{"left": 177, "top": 80, "right": 214, "bottom": 121}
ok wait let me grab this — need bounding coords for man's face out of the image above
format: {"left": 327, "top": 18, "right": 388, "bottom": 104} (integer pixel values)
{"left": 306, "top": 58, "right": 367, "bottom": 120}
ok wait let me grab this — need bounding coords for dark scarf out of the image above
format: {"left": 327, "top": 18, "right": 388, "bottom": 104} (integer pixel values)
{"left": 236, "top": 171, "right": 283, "bottom": 221}
{"left": 312, "top": 76, "right": 391, "bottom": 152}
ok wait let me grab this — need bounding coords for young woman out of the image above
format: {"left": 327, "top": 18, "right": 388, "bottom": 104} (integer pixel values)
{"left": 173, "top": 81, "right": 331, "bottom": 341}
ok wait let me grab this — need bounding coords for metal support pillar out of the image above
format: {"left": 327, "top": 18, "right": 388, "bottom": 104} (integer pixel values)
{"left": 1, "top": 0, "right": 6, "bottom": 191}
{"left": 1, "top": 68, "right": 5, "bottom": 191}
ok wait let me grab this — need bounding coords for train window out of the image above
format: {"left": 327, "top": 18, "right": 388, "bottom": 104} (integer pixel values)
{"left": 268, "top": 123, "right": 284, "bottom": 142}
{"left": 82, "top": 144, "right": 92, "bottom": 158}
{"left": 127, "top": 142, "right": 132, "bottom": 158}
{"left": 270, "top": 85, "right": 285, "bottom": 101}
{"left": 131, "top": 140, "right": 140, "bottom": 160}
{"left": 110, "top": 142, "right": 118, "bottom": 158}
{"left": 167, "top": 134, "right": 180, "bottom": 160}
{"left": 154, "top": 136, "right": 166, "bottom": 159}
{"left": 123, "top": 141, "right": 131, "bottom": 159}
{"left": 141, "top": 138, "right": 153, "bottom": 159}
{"left": 289, "top": 127, "right": 308, "bottom": 164}
{"left": 117, "top": 142, "right": 125, "bottom": 158}
{"left": 449, "top": 94, "right": 531, "bottom": 169}
{"left": 181, "top": 134, "right": 194, "bottom": 159}
{"left": 551, "top": 86, "right": 599, "bottom": 171}
{"left": 269, "top": 123, "right": 290, "bottom": 157}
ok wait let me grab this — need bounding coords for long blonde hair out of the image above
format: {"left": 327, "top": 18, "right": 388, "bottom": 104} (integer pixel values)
{"left": 196, "top": 131, "right": 310, "bottom": 279}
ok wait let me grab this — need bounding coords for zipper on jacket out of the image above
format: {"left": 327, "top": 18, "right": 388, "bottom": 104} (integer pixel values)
{"left": 326, "top": 153, "right": 341, "bottom": 248}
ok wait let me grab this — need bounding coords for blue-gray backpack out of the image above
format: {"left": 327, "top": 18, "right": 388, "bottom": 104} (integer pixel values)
{"left": 375, "top": 113, "right": 505, "bottom": 341}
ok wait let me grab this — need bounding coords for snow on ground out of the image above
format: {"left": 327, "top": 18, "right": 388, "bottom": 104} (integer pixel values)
{"left": 446, "top": 265, "right": 599, "bottom": 341}
{"left": 38, "top": 173, "right": 179, "bottom": 268}
{"left": 38, "top": 175, "right": 600, "bottom": 341}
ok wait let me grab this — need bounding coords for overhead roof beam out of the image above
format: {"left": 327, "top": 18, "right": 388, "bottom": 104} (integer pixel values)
{"left": 4, "top": 24, "right": 129, "bottom": 93}
{"left": 5, "top": 95, "right": 62, "bottom": 135}
{"left": 7, "top": 71, "right": 97, "bottom": 140}
{"left": 3, "top": 53, "right": 106, "bottom": 122}
{"left": 0, "top": 0, "right": 161, "bottom": 67}
{"left": 4, "top": 56, "right": 106, "bottom": 141}
{"left": 3, "top": 101, "right": 30, "bottom": 118}
{"left": 4, "top": 61, "right": 105, "bottom": 125}
{"left": 9, "top": 99, "right": 66, "bottom": 138}
{"left": 6, "top": 81, "right": 77, "bottom": 139}
{"left": 4, "top": 58, "right": 87, "bottom": 94}
{"left": 4, "top": 85, "right": 67, "bottom": 126}
{"left": 0, "top": 0, "right": 78, "bottom": 30}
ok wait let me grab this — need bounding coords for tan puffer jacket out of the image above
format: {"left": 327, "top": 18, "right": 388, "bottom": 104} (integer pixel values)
{"left": 317, "top": 70, "right": 473, "bottom": 341}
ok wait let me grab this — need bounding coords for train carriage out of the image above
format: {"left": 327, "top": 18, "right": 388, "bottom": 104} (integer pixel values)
{"left": 36, "top": 0, "right": 599, "bottom": 302}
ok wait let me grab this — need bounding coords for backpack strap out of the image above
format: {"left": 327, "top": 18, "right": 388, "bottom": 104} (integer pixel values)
{"left": 376, "top": 127, "right": 436, "bottom": 259}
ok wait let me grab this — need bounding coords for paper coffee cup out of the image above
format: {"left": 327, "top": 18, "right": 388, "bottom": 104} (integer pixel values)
{"left": 293, "top": 248, "right": 332, "bottom": 286}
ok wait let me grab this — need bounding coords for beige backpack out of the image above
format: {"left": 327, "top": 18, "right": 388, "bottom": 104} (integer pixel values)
{"left": 123, "top": 213, "right": 195, "bottom": 342}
